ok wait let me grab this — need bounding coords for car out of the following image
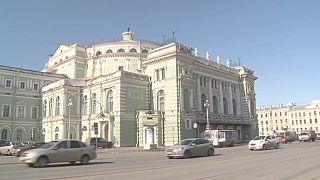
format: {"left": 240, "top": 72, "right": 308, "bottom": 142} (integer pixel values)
{"left": 14, "top": 142, "right": 47, "bottom": 157}
{"left": 85, "top": 137, "right": 113, "bottom": 148}
{"left": 19, "top": 139, "right": 97, "bottom": 167}
{"left": 0, "top": 141, "right": 24, "bottom": 155}
{"left": 165, "top": 138, "right": 214, "bottom": 159}
{"left": 0, "top": 139, "right": 7, "bottom": 147}
{"left": 281, "top": 136, "right": 293, "bottom": 144}
{"left": 248, "top": 135, "right": 280, "bottom": 150}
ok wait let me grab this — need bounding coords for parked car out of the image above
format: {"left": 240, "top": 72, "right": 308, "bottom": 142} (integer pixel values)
{"left": 165, "top": 138, "right": 214, "bottom": 159}
{"left": 0, "top": 139, "right": 8, "bottom": 147}
{"left": 248, "top": 135, "right": 280, "bottom": 150}
{"left": 85, "top": 137, "right": 113, "bottom": 148}
{"left": 299, "top": 130, "right": 316, "bottom": 142}
{"left": 20, "top": 140, "right": 97, "bottom": 167}
{"left": 0, "top": 142, "right": 24, "bottom": 155}
{"left": 14, "top": 142, "right": 47, "bottom": 157}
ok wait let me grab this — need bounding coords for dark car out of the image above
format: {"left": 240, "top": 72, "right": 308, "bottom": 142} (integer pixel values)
{"left": 0, "top": 139, "right": 7, "bottom": 147}
{"left": 282, "top": 136, "right": 293, "bottom": 144}
{"left": 85, "top": 138, "right": 112, "bottom": 148}
{"left": 14, "top": 142, "right": 47, "bottom": 157}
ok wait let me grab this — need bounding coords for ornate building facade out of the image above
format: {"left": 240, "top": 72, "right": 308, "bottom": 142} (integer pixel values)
{"left": 41, "top": 29, "right": 258, "bottom": 147}
{"left": 0, "top": 65, "right": 65, "bottom": 142}
{"left": 0, "top": 29, "right": 257, "bottom": 146}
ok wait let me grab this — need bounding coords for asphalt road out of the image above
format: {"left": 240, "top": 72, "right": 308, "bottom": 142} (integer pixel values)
{"left": 0, "top": 141, "right": 320, "bottom": 180}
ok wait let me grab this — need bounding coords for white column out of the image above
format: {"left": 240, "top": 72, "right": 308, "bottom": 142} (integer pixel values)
{"left": 196, "top": 75, "right": 201, "bottom": 111}
{"left": 228, "top": 83, "right": 233, "bottom": 115}
{"left": 208, "top": 78, "right": 213, "bottom": 113}
{"left": 218, "top": 81, "right": 224, "bottom": 114}
{"left": 236, "top": 85, "right": 241, "bottom": 115}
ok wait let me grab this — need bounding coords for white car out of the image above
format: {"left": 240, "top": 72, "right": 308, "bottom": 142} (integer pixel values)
{"left": 0, "top": 141, "right": 24, "bottom": 155}
{"left": 248, "top": 135, "right": 280, "bottom": 150}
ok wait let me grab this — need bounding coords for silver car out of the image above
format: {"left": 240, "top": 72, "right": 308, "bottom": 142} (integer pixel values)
{"left": 248, "top": 135, "right": 280, "bottom": 150}
{"left": 165, "top": 138, "right": 214, "bottom": 159}
{"left": 20, "top": 140, "right": 96, "bottom": 167}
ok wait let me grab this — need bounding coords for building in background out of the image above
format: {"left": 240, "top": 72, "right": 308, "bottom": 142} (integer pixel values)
{"left": 0, "top": 65, "right": 65, "bottom": 142}
{"left": 257, "top": 100, "right": 320, "bottom": 135}
{"left": 41, "top": 29, "right": 258, "bottom": 147}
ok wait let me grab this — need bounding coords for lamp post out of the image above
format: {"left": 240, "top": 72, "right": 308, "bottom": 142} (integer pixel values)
{"left": 204, "top": 99, "right": 210, "bottom": 130}
{"left": 68, "top": 99, "right": 73, "bottom": 139}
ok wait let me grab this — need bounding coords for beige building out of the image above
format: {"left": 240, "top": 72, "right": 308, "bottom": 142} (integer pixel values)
{"left": 41, "top": 29, "right": 258, "bottom": 147}
{"left": 257, "top": 100, "right": 320, "bottom": 135}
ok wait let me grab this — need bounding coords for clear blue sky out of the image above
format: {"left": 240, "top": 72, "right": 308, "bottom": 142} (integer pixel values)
{"left": 1, "top": 0, "right": 320, "bottom": 107}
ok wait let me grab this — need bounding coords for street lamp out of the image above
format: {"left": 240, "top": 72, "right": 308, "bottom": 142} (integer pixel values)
{"left": 68, "top": 99, "right": 73, "bottom": 139}
{"left": 204, "top": 99, "right": 210, "bottom": 130}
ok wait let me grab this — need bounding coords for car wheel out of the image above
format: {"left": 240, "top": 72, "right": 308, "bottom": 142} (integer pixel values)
{"left": 262, "top": 145, "right": 266, "bottom": 150}
{"left": 183, "top": 151, "right": 191, "bottom": 159}
{"left": 7, "top": 150, "right": 12, "bottom": 156}
{"left": 275, "top": 143, "right": 280, "bottom": 149}
{"left": 70, "top": 161, "right": 76, "bottom": 164}
{"left": 219, "top": 143, "right": 222, "bottom": 148}
{"left": 102, "top": 146, "right": 106, "bottom": 149}
{"left": 80, "top": 155, "right": 90, "bottom": 165}
{"left": 36, "top": 156, "right": 48, "bottom": 167}
{"left": 168, "top": 157, "right": 173, "bottom": 159}
{"left": 207, "top": 148, "right": 214, "bottom": 156}
{"left": 27, "top": 163, "right": 34, "bottom": 167}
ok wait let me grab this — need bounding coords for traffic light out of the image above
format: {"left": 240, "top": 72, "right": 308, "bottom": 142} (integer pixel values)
{"left": 93, "top": 123, "right": 98, "bottom": 135}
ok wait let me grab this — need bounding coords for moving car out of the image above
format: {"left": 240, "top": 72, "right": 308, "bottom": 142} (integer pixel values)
{"left": 248, "top": 135, "right": 280, "bottom": 150}
{"left": 0, "top": 142, "right": 24, "bottom": 155}
{"left": 20, "top": 140, "right": 96, "bottom": 167}
{"left": 165, "top": 138, "right": 214, "bottom": 159}
{"left": 85, "top": 137, "right": 113, "bottom": 148}
{"left": 14, "top": 142, "right": 47, "bottom": 157}
{"left": 281, "top": 136, "right": 293, "bottom": 144}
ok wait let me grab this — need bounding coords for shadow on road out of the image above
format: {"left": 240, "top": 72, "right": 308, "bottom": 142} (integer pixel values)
{"left": 38, "top": 161, "right": 114, "bottom": 168}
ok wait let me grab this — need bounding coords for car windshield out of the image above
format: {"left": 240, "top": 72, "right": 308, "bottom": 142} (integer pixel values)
{"left": 13, "top": 142, "right": 24, "bottom": 147}
{"left": 175, "top": 139, "right": 194, "bottom": 145}
{"left": 253, "top": 136, "right": 265, "bottom": 140}
{"left": 300, "top": 133, "right": 308, "bottom": 135}
{"left": 39, "top": 141, "right": 58, "bottom": 149}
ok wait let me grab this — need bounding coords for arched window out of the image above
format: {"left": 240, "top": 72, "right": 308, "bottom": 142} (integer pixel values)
{"left": 157, "top": 90, "right": 165, "bottom": 111}
{"left": 1, "top": 129, "right": 8, "bottom": 140}
{"left": 213, "top": 96, "right": 219, "bottom": 114}
{"left": 107, "top": 91, "right": 113, "bottom": 112}
{"left": 54, "top": 127, "right": 59, "bottom": 132}
{"left": 82, "top": 95, "right": 88, "bottom": 115}
{"left": 17, "top": 129, "right": 22, "bottom": 142}
{"left": 92, "top": 93, "right": 97, "bottom": 113}
{"left": 201, "top": 94, "right": 207, "bottom": 113}
{"left": 106, "top": 49, "right": 113, "bottom": 53}
{"left": 55, "top": 96, "right": 60, "bottom": 115}
{"left": 96, "top": 51, "right": 102, "bottom": 56}
{"left": 141, "top": 49, "right": 148, "bottom": 53}
{"left": 232, "top": 99, "right": 237, "bottom": 115}
{"left": 43, "top": 100, "right": 47, "bottom": 117}
{"left": 183, "top": 89, "right": 190, "bottom": 111}
{"left": 129, "top": 48, "right": 137, "bottom": 53}
{"left": 82, "top": 126, "right": 88, "bottom": 131}
{"left": 223, "top": 97, "right": 228, "bottom": 114}
{"left": 49, "top": 98, "right": 53, "bottom": 117}
{"left": 117, "top": 48, "right": 125, "bottom": 53}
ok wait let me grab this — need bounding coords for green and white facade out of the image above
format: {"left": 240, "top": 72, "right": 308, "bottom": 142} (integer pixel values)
{"left": 0, "top": 65, "right": 65, "bottom": 142}
{"left": 1, "top": 29, "right": 258, "bottom": 146}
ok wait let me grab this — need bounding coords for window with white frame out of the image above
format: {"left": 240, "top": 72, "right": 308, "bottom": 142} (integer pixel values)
{"left": 33, "top": 83, "right": 39, "bottom": 91}
{"left": 5, "top": 79, "right": 12, "bottom": 88}
{"left": 155, "top": 69, "right": 160, "bottom": 81}
{"left": 20, "top": 81, "right": 26, "bottom": 89}
{"left": 82, "top": 95, "right": 88, "bottom": 115}
{"left": 161, "top": 68, "right": 166, "bottom": 80}
{"left": 157, "top": 90, "right": 165, "bottom": 111}
{"left": 92, "top": 93, "right": 97, "bottom": 113}
{"left": 55, "top": 96, "right": 60, "bottom": 115}
{"left": 17, "top": 105, "right": 25, "bottom": 118}
{"left": 107, "top": 91, "right": 113, "bottom": 112}
{"left": 49, "top": 98, "right": 53, "bottom": 116}
{"left": 31, "top": 107, "right": 38, "bottom": 119}
{"left": 2, "top": 105, "right": 10, "bottom": 117}
{"left": 185, "top": 119, "right": 191, "bottom": 129}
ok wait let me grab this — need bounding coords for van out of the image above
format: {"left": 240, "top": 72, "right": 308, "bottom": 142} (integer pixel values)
{"left": 299, "top": 130, "right": 316, "bottom": 142}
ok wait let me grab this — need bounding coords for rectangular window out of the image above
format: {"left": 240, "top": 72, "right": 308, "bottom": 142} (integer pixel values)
{"left": 315, "top": 119, "right": 318, "bottom": 123}
{"left": 33, "top": 83, "right": 39, "bottom": 91}
{"left": 20, "top": 82, "right": 26, "bottom": 89}
{"left": 310, "top": 119, "right": 312, "bottom": 124}
{"left": 161, "top": 68, "right": 166, "bottom": 80}
{"left": 186, "top": 119, "right": 190, "bottom": 129}
{"left": 304, "top": 120, "right": 306, "bottom": 124}
{"left": 17, "top": 105, "right": 25, "bottom": 118}
{"left": 5, "top": 79, "right": 12, "bottom": 88}
{"left": 260, "top": 114, "right": 263, "bottom": 118}
{"left": 316, "top": 127, "right": 318, "bottom": 131}
{"left": 314, "top": 111, "right": 317, "bottom": 115}
{"left": 118, "top": 66, "right": 124, "bottom": 71}
{"left": 280, "top": 112, "right": 282, "bottom": 116}
{"left": 2, "top": 105, "right": 10, "bottom": 117}
{"left": 32, "top": 107, "right": 38, "bottom": 119}
{"left": 155, "top": 69, "right": 160, "bottom": 81}
{"left": 303, "top": 112, "right": 306, "bottom": 116}
{"left": 292, "top": 120, "right": 294, "bottom": 125}
{"left": 285, "top": 112, "right": 287, "bottom": 116}
{"left": 261, "top": 121, "right": 263, "bottom": 125}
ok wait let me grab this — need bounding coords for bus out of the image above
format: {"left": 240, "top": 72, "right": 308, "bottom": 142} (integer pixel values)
{"left": 203, "top": 130, "right": 238, "bottom": 148}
